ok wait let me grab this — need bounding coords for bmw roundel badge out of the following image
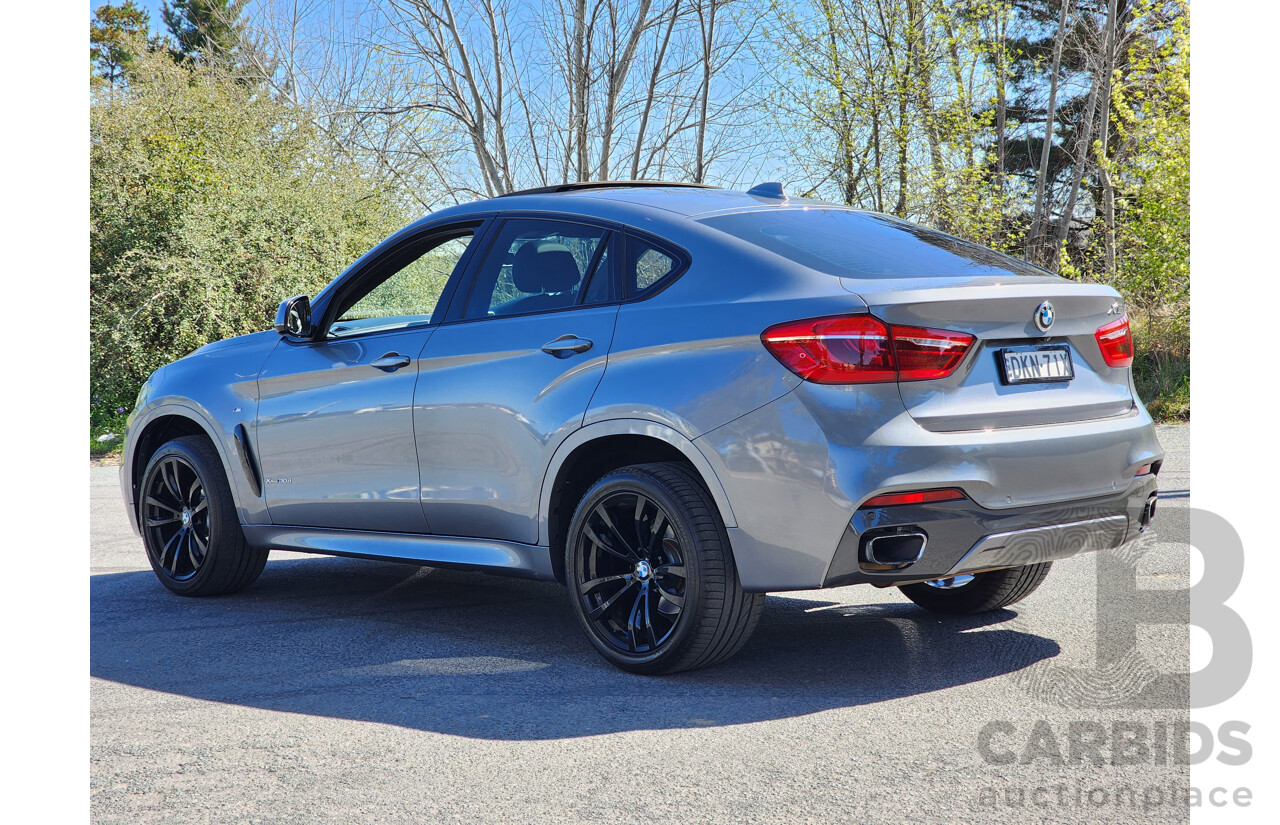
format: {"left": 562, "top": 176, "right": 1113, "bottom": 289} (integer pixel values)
{"left": 1034, "top": 300, "right": 1055, "bottom": 332}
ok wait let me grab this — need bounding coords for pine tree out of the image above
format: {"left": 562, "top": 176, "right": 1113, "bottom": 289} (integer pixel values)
{"left": 90, "top": 1, "right": 151, "bottom": 86}
{"left": 161, "top": 0, "right": 247, "bottom": 65}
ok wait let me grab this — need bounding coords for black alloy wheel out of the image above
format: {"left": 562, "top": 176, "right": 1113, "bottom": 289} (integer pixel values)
{"left": 566, "top": 462, "right": 764, "bottom": 674}
{"left": 143, "top": 455, "right": 211, "bottom": 581}
{"left": 575, "top": 490, "right": 688, "bottom": 655}
{"left": 139, "top": 435, "right": 269, "bottom": 596}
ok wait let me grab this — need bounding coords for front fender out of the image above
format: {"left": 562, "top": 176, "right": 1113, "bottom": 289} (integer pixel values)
{"left": 121, "top": 399, "right": 268, "bottom": 535}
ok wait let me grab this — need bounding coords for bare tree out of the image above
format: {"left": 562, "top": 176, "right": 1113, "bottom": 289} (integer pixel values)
{"left": 1027, "top": 0, "right": 1071, "bottom": 263}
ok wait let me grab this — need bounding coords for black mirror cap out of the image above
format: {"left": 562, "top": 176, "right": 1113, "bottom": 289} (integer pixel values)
{"left": 274, "top": 295, "right": 313, "bottom": 338}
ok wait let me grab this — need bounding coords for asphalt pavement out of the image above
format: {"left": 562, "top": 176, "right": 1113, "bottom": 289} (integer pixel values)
{"left": 91, "top": 424, "right": 1191, "bottom": 824}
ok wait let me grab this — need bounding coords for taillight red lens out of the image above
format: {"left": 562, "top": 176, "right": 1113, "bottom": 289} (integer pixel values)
{"left": 891, "top": 325, "right": 975, "bottom": 380}
{"left": 759, "top": 315, "right": 895, "bottom": 383}
{"left": 861, "top": 488, "right": 967, "bottom": 508}
{"left": 761, "top": 315, "right": 973, "bottom": 384}
{"left": 1095, "top": 315, "right": 1134, "bottom": 368}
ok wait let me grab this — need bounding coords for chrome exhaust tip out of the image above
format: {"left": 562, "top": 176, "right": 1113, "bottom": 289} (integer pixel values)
{"left": 862, "top": 530, "right": 927, "bottom": 570}
{"left": 1140, "top": 492, "right": 1158, "bottom": 530}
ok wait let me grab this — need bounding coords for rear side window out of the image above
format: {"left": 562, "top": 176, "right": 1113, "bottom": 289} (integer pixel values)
{"left": 624, "top": 236, "right": 678, "bottom": 298}
{"left": 699, "top": 208, "right": 1050, "bottom": 280}
{"left": 464, "top": 219, "right": 610, "bottom": 319}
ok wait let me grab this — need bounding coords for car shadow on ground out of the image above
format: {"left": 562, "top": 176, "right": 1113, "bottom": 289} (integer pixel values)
{"left": 91, "top": 556, "right": 1059, "bottom": 740}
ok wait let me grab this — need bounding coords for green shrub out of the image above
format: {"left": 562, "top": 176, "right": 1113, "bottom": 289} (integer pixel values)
{"left": 90, "top": 45, "right": 406, "bottom": 431}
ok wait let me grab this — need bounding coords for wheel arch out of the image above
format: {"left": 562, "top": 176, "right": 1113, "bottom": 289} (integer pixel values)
{"left": 538, "top": 420, "right": 736, "bottom": 583}
{"left": 125, "top": 403, "right": 252, "bottom": 531}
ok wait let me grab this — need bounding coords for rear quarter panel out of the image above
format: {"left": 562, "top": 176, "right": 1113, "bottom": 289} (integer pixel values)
{"left": 585, "top": 223, "right": 865, "bottom": 439}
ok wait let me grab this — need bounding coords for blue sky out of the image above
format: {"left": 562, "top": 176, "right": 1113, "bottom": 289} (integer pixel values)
{"left": 91, "top": 0, "right": 797, "bottom": 190}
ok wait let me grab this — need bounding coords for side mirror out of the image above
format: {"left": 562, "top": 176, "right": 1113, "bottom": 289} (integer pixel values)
{"left": 274, "top": 295, "right": 313, "bottom": 338}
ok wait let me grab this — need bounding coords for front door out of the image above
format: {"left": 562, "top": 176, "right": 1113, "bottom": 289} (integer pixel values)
{"left": 414, "top": 217, "right": 619, "bottom": 544}
{"left": 255, "top": 226, "right": 480, "bottom": 532}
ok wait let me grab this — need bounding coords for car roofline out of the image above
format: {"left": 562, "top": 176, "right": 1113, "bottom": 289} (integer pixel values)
{"left": 495, "top": 180, "right": 719, "bottom": 197}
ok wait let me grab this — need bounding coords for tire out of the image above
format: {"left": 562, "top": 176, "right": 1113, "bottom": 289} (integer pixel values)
{"left": 138, "top": 435, "right": 268, "bottom": 596}
{"left": 897, "top": 562, "right": 1052, "bottom": 614}
{"left": 565, "top": 462, "right": 764, "bottom": 674}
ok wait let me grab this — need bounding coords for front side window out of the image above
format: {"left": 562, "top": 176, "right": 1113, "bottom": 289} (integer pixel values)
{"left": 330, "top": 231, "right": 475, "bottom": 338}
{"left": 464, "top": 219, "right": 609, "bottom": 320}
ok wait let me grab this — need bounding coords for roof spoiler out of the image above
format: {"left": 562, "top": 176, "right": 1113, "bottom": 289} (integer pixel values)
{"left": 497, "top": 181, "right": 718, "bottom": 197}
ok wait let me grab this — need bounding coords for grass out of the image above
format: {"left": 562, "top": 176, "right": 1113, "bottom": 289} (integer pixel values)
{"left": 1131, "top": 314, "right": 1190, "bottom": 422}
{"left": 1134, "top": 349, "right": 1190, "bottom": 422}
{"left": 90, "top": 408, "right": 129, "bottom": 460}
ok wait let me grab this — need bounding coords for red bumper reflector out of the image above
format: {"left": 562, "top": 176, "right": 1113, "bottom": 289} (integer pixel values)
{"left": 860, "top": 488, "right": 967, "bottom": 508}
{"left": 1135, "top": 463, "right": 1153, "bottom": 476}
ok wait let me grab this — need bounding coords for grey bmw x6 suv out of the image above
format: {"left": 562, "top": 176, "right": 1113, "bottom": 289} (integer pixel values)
{"left": 121, "top": 181, "right": 1163, "bottom": 674}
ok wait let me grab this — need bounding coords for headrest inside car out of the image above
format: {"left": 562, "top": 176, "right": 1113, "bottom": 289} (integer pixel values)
{"left": 513, "top": 241, "right": 581, "bottom": 295}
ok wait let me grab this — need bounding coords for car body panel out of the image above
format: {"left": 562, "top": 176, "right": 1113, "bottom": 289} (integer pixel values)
{"left": 695, "top": 383, "right": 1162, "bottom": 591}
{"left": 120, "top": 330, "right": 278, "bottom": 534}
{"left": 536, "top": 418, "right": 739, "bottom": 546}
{"left": 845, "top": 280, "right": 1135, "bottom": 430}
{"left": 584, "top": 210, "right": 864, "bottom": 440}
{"left": 414, "top": 304, "right": 621, "bottom": 544}
{"left": 254, "top": 326, "right": 436, "bottom": 533}
{"left": 241, "top": 524, "right": 554, "bottom": 580}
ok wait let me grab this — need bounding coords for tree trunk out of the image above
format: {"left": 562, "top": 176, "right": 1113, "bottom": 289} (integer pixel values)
{"left": 568, "top": 0, "right": 589, "bottom": 181}
{"left": 906, "top": 0, "right": 947, "bottom": 226}
{"left": 994, "top": 8, "right": 1008, "bottom": 200}
{"left": 1028, "top": 0, "right": 1070, "bottom": 263}
{"left": 1097, "top": 0, "right": 1120, "bottom": 276}
{"left": 597, "top": 0, "right": 654, "bottom": 180}
{"left": 693, "top": 0, "right": 718, "bottom": 183}
{"left": 1051, "top": 59, "right": 1100, "bottom": 272}
{"left": 631, "top": 0, "right": 681, "bottom": 179}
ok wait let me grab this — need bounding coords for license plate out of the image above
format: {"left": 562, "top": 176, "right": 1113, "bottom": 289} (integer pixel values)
{"left": 998, "top": 346, "right": 1074, "bottom": 385}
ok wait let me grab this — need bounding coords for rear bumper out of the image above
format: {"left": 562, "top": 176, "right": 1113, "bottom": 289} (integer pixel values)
{"left": 822, "top": 475, "right": 1157, "bottom": 587}
{"left": 696, "top": 383, "right": 1163, "bottom": 592}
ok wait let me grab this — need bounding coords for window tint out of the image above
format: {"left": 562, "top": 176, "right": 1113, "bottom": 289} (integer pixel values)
{"left": 330, "top": 231, "right": 474, "bottom": 338}
{"left": 582, "top": 243, "right": 613, "bottom": 304}
{"left": 465, "top": 219, "right": 609, "bottom": 319}
{"left": 699, "top": 208, "right": 1050, "bottom": 280}
{"left": 625, "top": 237, "right": 677, "bottom": 298}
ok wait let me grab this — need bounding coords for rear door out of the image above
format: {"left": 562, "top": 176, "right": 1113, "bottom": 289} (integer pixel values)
{"left": 414, "top": 217, "right": 619, "bottom": 544}
{"left": 254, "top": 222, "right": 483, "bottom": 532}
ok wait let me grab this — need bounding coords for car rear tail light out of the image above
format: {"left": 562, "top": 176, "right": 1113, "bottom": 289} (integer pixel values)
{"left": 1095, "top": 315, "right": 1134, "bottom": 368}
{"left": 760, "top": 315, "right": 895, "bottom": 383}
{"left": 860, "top": 488, "right": 967, "bottom": 508}
{"left": 761, "top": 315, "right": 973, "bottom": 384}
{"left": 891, "top": 325, "right": 975, "bottom": 380}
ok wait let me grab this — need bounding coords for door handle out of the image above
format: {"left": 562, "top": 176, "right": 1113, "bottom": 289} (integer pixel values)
{"left": 541, "top": 335, "right": 594, "bottom": 357}
{"left": 370, "top": 352, "right": 412, "bottom": 371}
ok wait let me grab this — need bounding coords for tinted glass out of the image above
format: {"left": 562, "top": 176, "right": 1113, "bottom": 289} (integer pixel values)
{"left": 465, "top": 220, "right": 608, "bottom": 319}
{"left": 625, "top": 237, "right": 677, "bottom": 297}
{"left": 699, "top": 209, "right": 1050, "bottom": 280}
{"left": 330, "top": 232, "right": 474, "bottom": 338}
{"left": 582, "top": 243, "right": 613, "bottom": 304}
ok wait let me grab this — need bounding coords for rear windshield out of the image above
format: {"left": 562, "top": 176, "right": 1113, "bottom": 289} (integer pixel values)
{"left": 699, "top": 208, "right": 1049, "bottom": 280}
